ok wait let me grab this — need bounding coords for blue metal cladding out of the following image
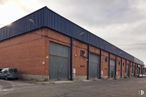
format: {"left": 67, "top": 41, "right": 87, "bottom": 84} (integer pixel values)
{"left": 43, "top": 8, "right": 135, "bottom": 61}
{"left": 0, "top": 8, "right": 45, "bottom": 41}
{"left": 0, "top": 7, "right": 143, "bottom": 64}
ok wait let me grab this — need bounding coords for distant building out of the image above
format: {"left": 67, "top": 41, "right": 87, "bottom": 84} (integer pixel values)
{"left": 143, "top": 67, "right": 146, "bottom": 75}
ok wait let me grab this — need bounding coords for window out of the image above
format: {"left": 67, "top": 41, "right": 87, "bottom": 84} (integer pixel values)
{"left": 105, "top": 57, "right": 108, "bottom": 62}
{"left": 80, "top": 50, "right": 86, "bottom": 58}
{"left": 119, "top": 61, "right": 121, "bottom": 65}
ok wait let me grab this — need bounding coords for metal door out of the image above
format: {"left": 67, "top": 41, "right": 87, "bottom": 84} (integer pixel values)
{"left": 132, "top": 64, "right": 134, "bottom": 77}
{"left": 89, "top": 53, "right": 100, "bottom": 79}
{"left": 110, "top": 59, "right": 116, "bottom": 78}
{"left": 137, "top": 67, "right": 140, "bottom": 77}
{"left": 49, "top": 42, "right": 70, "bottom": 80}
{"left": 120, "top": 63, "right": 122, "bottom": 78}
{"left": 126, "top": 64, "right": 130, "bottom": 77}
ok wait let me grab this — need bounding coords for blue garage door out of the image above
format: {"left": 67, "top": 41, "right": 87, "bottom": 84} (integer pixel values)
{"left": 49, "top": 42, "right": 70, "bottom": 80}
{"left": 89, "top": 53, "right": 100, "bottom": 79}
{"left": 132, "top": 64, "right": 135, "bottom": 77}
{"left": 110, "top": 59, "right": 116, "bottom": 78}
{"left": 126, "top": 64, "right": 130, "bottom": 78}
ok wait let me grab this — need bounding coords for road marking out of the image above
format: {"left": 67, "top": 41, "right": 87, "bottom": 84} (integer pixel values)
{"left": 0, "top": 84, "right": 14, "bottom": 92}
{"left": 0, "top": 88, "right": 14, "bottom": 92}
{"left": 138, "top": 90, "right": 145, "bottom": 96}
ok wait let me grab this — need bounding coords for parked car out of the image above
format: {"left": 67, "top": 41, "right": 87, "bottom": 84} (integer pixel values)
{"left": 0, "top": 68, "right": 18, "bottom": 80}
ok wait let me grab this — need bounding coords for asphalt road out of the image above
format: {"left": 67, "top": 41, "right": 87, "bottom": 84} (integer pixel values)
{"left": 0, "top": 78, "right": 146, "bottom": 97}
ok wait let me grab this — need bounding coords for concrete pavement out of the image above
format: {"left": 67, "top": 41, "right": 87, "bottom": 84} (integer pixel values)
{"left": 0, "top": 78, "right": 146, "bottom": 97}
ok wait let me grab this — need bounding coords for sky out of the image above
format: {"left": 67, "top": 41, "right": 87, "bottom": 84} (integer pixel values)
{"left": 0, "top": 0, "right": 146, "bottom": 66}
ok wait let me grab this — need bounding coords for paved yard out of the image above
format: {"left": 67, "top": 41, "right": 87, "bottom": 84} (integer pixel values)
{"left": 0, "top": 78, "right": 146, "bottom": 97}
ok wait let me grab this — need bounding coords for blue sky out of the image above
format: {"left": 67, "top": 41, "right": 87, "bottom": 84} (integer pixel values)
{"left": 0, "top": 0, "right": 146, "bottom": 65}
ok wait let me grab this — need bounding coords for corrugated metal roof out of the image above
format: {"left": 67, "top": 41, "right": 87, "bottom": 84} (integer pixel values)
{"left": 0, "top": 6, "right": 144, "bottom": 64}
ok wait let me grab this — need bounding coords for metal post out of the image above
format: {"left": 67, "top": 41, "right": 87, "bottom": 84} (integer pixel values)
{"left": 70, "top": 38, "right": 73, "bottom": 80}
{"left": 87, "top": 45, "right": 89, "bottom": 80}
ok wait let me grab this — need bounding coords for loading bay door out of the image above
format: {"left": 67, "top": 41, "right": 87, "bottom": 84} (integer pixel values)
{"left": 137, "top": 66, "right": 141, "bottom": 77}
{"left": 109, "top": 59, "right": 116, "bottom": 79}
{"left": 49, "top": 42, "right": 70, "bottom": 80}
{"left": 126, "top": 64, "right": 130, "bottom": 77}
{"left": 88, "top": 53, "right": 100, "bottom": 79}
{"left": 132, "top": 64, "right": 134, "bottom": 77}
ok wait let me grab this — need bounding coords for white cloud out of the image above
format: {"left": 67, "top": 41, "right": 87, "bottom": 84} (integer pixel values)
{"left": 0, "top": 0, "right": 44, "bottom": 27}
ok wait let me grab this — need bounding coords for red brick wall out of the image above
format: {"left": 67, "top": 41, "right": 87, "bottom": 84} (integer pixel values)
{"left": 89, "top": 46, "right": 100, "bottom": 55}
{"left": 101, "top": 50, "right": 109, "bottom": 78}
{"left": 116, "top": 57, "right": 122, "bottom": 79}
{"left": 0, "top": 28, "right": 71, "bottom": 76}
{"left": 110, "top": 54, "right": 116, "bottom": 60}
{"left": 0, "top": 29, "right": 47, "bottom": 75}
{"left": 122, "top": 59, "right": 126, "bottom": 78}
{"left": 72, "top": 40, "right": 88, "bottom": 76}
{"left": 129, "top": 62, "right": 132, "bottom": 77}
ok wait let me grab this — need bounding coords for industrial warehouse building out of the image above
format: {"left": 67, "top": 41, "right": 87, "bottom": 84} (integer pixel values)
{"left": 0, "top": 7, "right": 144, "bottom": 81}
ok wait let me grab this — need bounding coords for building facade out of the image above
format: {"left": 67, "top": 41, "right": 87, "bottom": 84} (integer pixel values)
{"left": 0, "top": 7, "right": 144, "bottom": 81}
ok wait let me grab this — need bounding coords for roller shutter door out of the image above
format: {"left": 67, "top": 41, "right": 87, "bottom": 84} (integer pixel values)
{"left": 126, "top": 64, "right": 130, "bottom": 77}
{"left": 132, "top": 64, "right": 134, "bottom": 77}
{"left": 89, "top": 53, "right": 100, "bottom": 79}
{"left": 110, "top": 59, "right": 116, "bottom": 78}
{"left": 49, "top": 42, "right": 70, "bottom": 80}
